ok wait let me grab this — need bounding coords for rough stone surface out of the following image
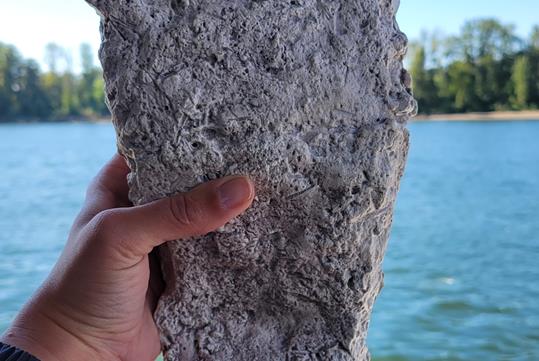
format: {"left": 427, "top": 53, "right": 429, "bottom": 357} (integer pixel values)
{"left": 86, "top": 0, "right": 416, "bottom": 359}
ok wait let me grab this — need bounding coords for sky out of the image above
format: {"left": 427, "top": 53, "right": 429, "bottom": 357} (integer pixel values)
{"left": 1, "top": 0, "right": 538, "bottom": 72}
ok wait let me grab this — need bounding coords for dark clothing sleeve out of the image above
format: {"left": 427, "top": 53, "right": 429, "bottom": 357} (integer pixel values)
{"left": 0, "top": 343, "right": 40, "bottom": 361}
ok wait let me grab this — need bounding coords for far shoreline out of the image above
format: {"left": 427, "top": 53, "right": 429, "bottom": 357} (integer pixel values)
{"left": 412, "top": 110, "right": 539, "bottom": 122}
{"left": 0, "top": 116, "right": 111, "bottom": 124}
{"left": 2, "top": 110, "right": 539, "bottom": 125}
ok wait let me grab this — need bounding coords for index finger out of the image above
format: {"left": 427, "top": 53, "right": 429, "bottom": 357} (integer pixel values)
{"left": 75, "top": 153, "right": 132, "bottom": 229}
{"left": 86, "top": 153, "right": 131, "bottom": 204}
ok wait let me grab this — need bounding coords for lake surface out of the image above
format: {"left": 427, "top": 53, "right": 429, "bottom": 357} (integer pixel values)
{"left": 1, "top": 121, "right": 538, "bottom": 360}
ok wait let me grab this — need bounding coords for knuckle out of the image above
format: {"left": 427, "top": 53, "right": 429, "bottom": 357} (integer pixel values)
{"left": 169, "top": 194, "right": 202, "bottom": 232}
{"left": 89, "top": 209, "right": 137, "bottom": 261}
{"left": 91, "top": 209, "right": 119, "bottom": 240}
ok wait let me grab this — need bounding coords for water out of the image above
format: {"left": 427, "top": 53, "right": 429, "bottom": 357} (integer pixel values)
{"left": 1, "top": 121, "right": 538, "bottom": 360}
{"left": 368, "top": 121, "right": 539, "bottom": 361}
{"left": 0, "top": 123, "right": 117, "bottom": 327}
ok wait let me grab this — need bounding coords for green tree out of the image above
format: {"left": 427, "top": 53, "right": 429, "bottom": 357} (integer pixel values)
{"left": 15, "top": 60, "right": 52, "bottom": 118}
{"left": 408, "top": 20, "right": 539, "bottom": 114}
{"left": 446, "top": 60, "right": 477, "bottom": 112}
{"left": 530, "top": 26, "right": 539, "bottom": 50}
{"left": 60, "top": 72, "right": 80, "bottom": 117}
{"left": 527, "top": 27, "right": 539, "bottom": 106}
{"left": 409, "top": 44, "right": 438, "bottom": 113}
{"left": 42, "top": 44, "right": 85, "bottom": 118}
{"left": 431, "top": 67, "right": 454, "bottom": 113}
{"left": 0, "top": 43, "right": 21, "bottom": 118}
{"left": 1, "top": 41, "right": 109, "bottom": 121}
{"left": 511, "top": 55, "right": 532, "bottom": 109}
{"left": 91, "top": 76, "right": 108, "bottom": 115}
{"left": 41, "top": 43, "right": 65, "bottom": 118}
{"left": 474, "top": 55, "right": 503, "bottom": 110}
{"left": 458, "top": 18, "right": 519, "bottom": 61}
{"left": 40, "top": 72, "right": 62, "bottom": 117}
{"left": 0, "top": 44, "right": 52, "bottom": 120}
{"left": 78, "top": 43, "right": 106, "bottom": 116}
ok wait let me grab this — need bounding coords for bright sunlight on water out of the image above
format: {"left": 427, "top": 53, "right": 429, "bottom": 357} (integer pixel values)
{"left": 0, "top": 121, "right": 538, "bottom": 360}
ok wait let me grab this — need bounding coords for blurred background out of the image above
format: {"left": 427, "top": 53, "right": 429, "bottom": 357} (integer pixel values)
{"left": 1, "top": 0, "right": 538, "bottom": 360}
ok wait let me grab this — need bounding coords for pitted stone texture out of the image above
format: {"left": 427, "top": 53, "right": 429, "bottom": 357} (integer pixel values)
{"left": 86, "top": 0, "right": 416, "bottom": 359}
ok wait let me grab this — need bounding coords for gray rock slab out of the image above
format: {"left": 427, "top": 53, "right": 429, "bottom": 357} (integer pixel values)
{"left": 86, "top": 0, "right": 417, "bottom": 359}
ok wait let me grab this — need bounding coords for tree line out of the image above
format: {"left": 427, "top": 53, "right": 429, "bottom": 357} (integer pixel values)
{"left": 2, "top": 18, "right": 539, "bottom": 121}
{"left": 410, "top": 19, "right": 539, "bottom": 114}
{"left": 0, "top": 42, "right": 108, "bottom": 122}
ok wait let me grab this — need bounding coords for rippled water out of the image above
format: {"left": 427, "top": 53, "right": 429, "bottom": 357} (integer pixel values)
{"left": 0, "top": 121, "right": 538, "bottom": 360}
{"left": 369, "top": 121, "right": 539, "bottom": 361}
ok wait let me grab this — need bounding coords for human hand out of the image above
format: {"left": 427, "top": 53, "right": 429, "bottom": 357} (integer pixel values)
{"left": 1, "top": 154, "right": 255, "bottom": 361}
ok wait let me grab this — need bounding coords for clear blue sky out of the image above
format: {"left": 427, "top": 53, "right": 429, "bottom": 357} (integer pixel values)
{"left": 1, "top": 0, "right": 538, "bottom": 71}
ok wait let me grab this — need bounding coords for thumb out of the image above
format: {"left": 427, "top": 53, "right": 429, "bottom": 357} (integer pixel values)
{"left": 93, "top": 176, "right": 255, "bottom": 259}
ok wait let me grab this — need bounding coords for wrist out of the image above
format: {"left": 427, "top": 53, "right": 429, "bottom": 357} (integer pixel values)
{"left": 1, "top": 301, "right": 115, "bottom": 361}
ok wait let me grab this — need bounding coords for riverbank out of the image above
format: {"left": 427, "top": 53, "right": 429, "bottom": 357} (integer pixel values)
{"left": 0, "top": 116, "right": 111, "bottom": 124}
{"left": 3, "top": 110, "right": 539, "bottom": 124}
{"left": 413, "top": 110, "right": 539, "bottom": 122}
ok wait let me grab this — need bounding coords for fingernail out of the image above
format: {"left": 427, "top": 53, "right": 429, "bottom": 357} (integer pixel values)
{"left": 217, "top": 177, "right": 253, "bottom": 210}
